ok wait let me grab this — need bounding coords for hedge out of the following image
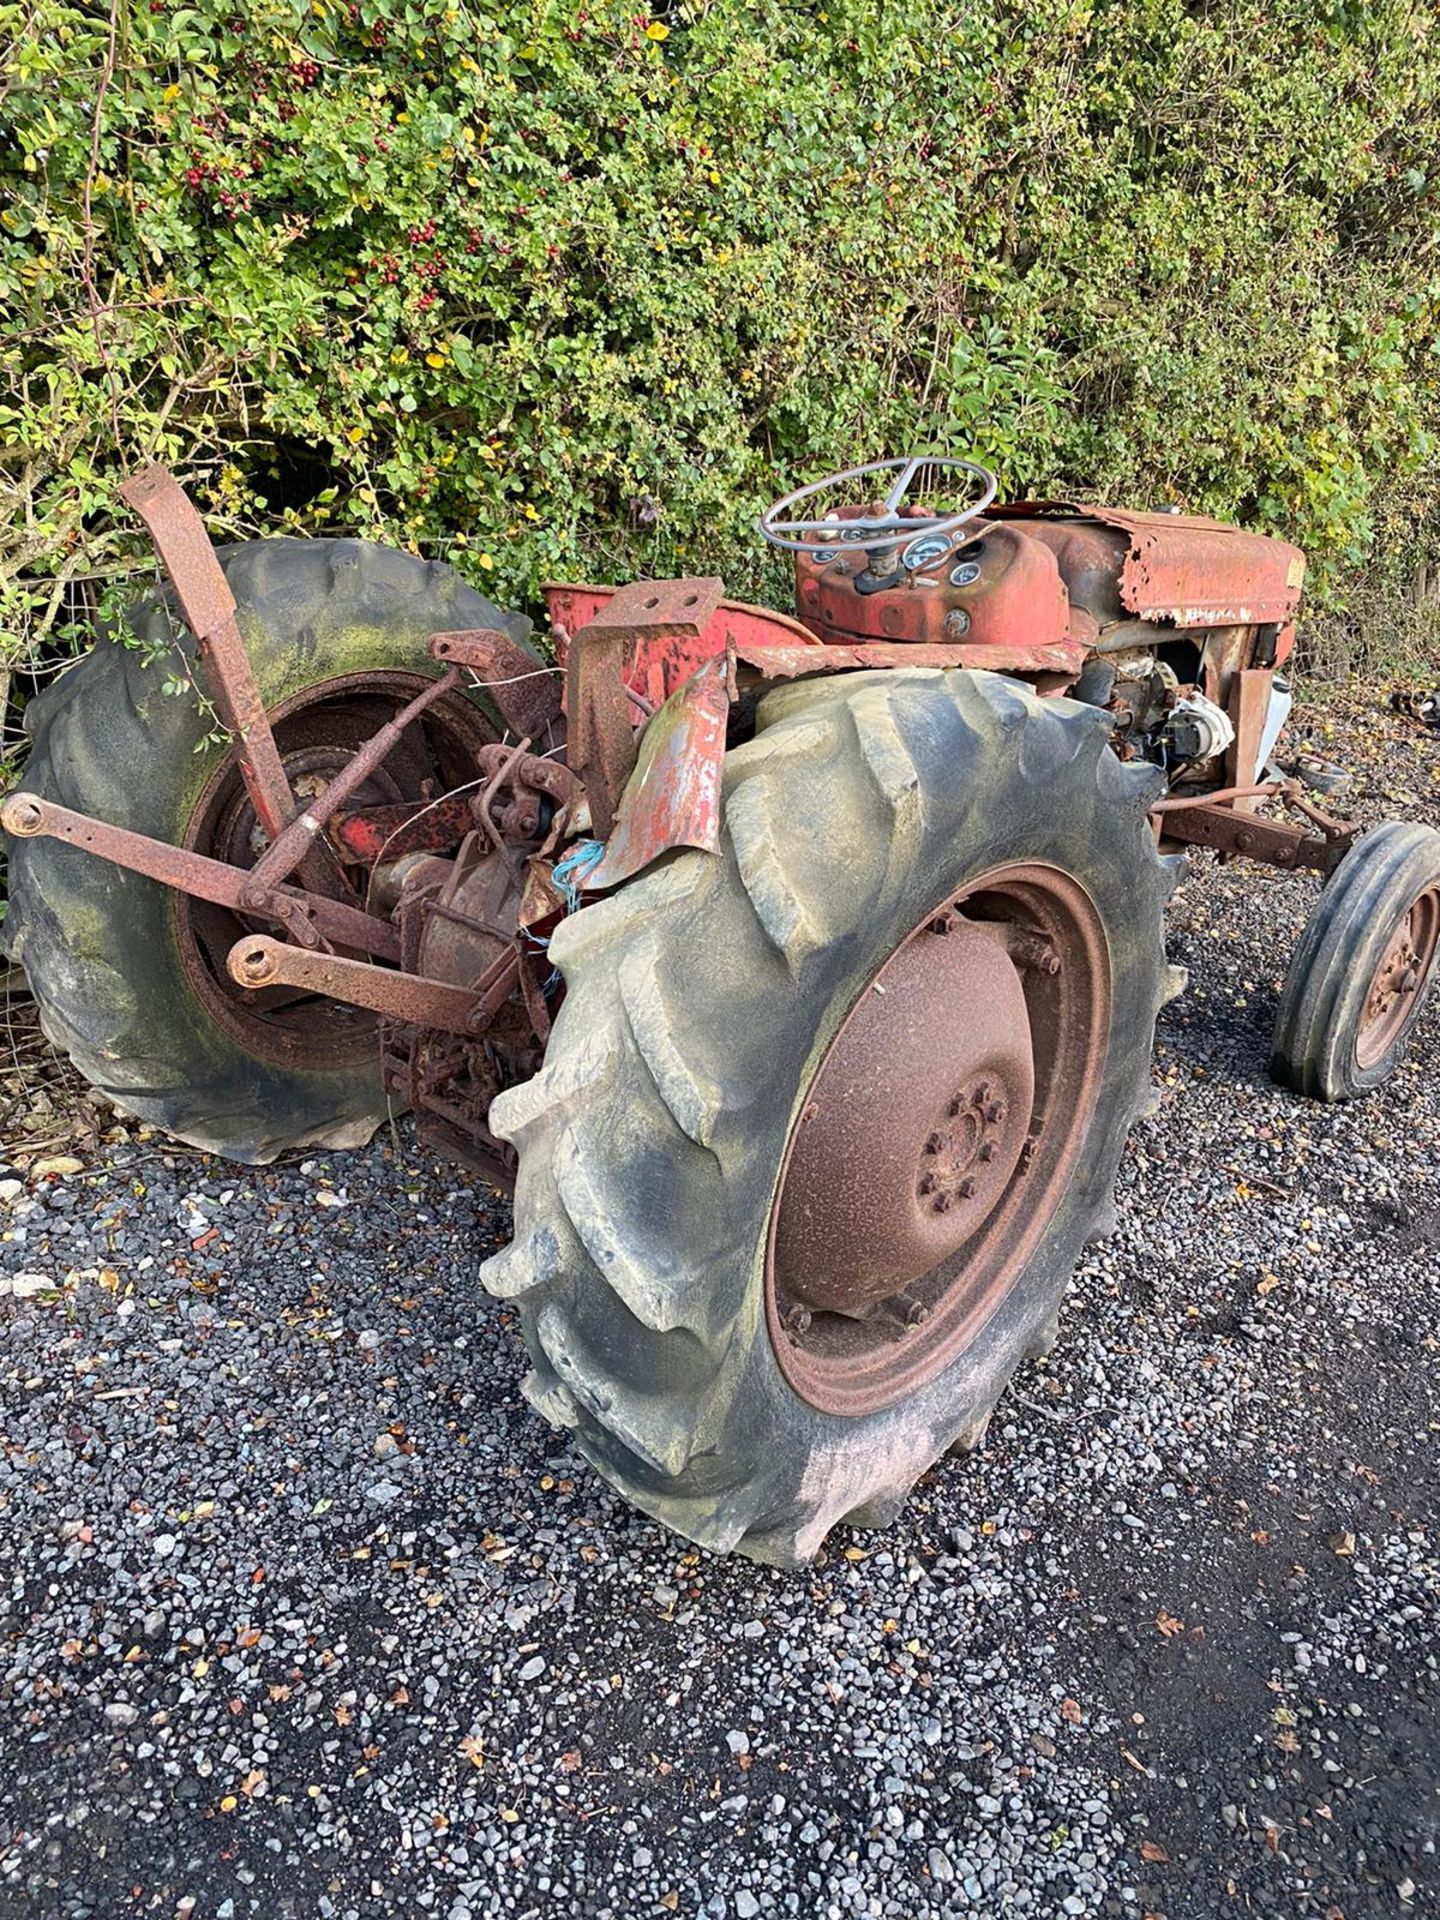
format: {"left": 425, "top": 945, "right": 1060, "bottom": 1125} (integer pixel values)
{"left": 2, "top": 0, "right": 1438, "bottom": 694}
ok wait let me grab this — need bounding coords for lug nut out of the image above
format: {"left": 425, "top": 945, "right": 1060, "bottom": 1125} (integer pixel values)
{"left": 983, "top": 1100, "right": 1007, "bottom": 1125}
{"left": 932, "top": 1191, "right": 956, "bottom": 1213}
{"left": 925, "top": 1131, "right": 946, "bottom": 1155}
{"left": 1014, "top": 936, "right": 1062, "bottom": 976}
{"left": 977, "top": 1140, "right": 996, "bottom": 1163}
{"left": 918, "top": 1172, "right": 937, "bottom": 1195}
{"left": 955, "top": 1177, "right": 976, "bottom": 1200}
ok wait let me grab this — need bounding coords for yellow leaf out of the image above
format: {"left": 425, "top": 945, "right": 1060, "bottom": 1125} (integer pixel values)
{"left": 193, "top": 1658, "right": 210, "bottom": 1678}
{"left": 425, "top": 352, "right": 446, "bottom": 369}
{"left": 219, "top": 1795, "right": 237, "bottom": 1813}
{"left": 646, "top": 21, "right": 669, "bottom": 39}
{"left": 163, "top": 83, "right": 181, "bottom": 102}
{"left": 478, "top": 554, "right": 494, "bottom": 570}
{"left": 500, "top": 1806, "right": 520, "bottom": 1822}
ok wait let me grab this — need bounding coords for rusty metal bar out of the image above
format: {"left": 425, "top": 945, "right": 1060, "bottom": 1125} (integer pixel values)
{"left": 244, "top": 666, "right": 463, "bottom": 896}
{"left": 1150, "top": 778, "right": 1290, "bottom": 816}
{"left": 1157, "top": 801, "right": 1353, "bottom": 875}
{"left": 120, "top": 467, "right": 297, "bottom": 843}
{"left": 1, "top": 792, "right": 401, "bottom": 961}
{"left": 227, "top": 936, "right": 477, "bottom": 1033}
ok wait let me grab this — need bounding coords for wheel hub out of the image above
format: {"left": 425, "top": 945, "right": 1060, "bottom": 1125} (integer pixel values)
{"left": 178, "top": 672, "right": 494, "bottom": 1069}
{"left": 773, "top": 920, "right": 1034, "bottom": 1316}
{"left": 765, "top": 863, "right": 1110, "bottom": 1417}
{"left": 1357, "top": 889, "right": 1439, "bottom": 1068}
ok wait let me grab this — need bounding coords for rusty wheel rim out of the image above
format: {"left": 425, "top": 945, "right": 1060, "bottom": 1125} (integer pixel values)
{"left": 1355, "top": 885, "right": 1440, "bottom": 1071}
{"left": 765, "top": 863, "right": 1111, "bottom": 1417}
{"left": 178, "top": 671, "right": 494, "bottom": 1070}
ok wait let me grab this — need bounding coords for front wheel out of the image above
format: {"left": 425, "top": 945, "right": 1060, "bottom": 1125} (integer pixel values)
{"left": 1270, "top": 820, "right": 1440, "bottom": 1101}
{"left": 482, "top": 669, "right": 1180, "bottom": 1566}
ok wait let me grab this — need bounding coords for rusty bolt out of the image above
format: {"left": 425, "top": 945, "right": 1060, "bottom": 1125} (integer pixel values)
{"left": 1, "top": 795, "right": 45, "bottom": 836}
{"left": 983, "top": 1099, "right": 1007, "bottom": 1125}
{"left": 801, "top": 1102, "right": 820, "bottom": 1125}
{"left": 929, "top": 914, "right": 952, "bottom": 936}
{"left": 1014, "top": 936, "right": 1062, "bottom": 976}
{"left": 956, "top": 1176, "right": 976, "bottom": 1200}
{"left": 972, "top": 1081, "right": 991, "bottom": 1107}
{"left": 925, "top": 1131, "right": 947, "bottom": 1155}
{"left": 932, "top": 1191, "right": 956, "bottom": 1213}
{"left": 918, "top": 1172, "right": 938, "bottom": 1195}
{"left": 240, "top": 883, "right": 270, "bottom": 912}
{"left": 782, "top": 1304, "right": 812, "bottom": 1338}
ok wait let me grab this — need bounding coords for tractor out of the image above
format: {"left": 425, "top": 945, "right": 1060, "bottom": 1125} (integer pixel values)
{"left": 4, "top": 457, "right": 1437, "bottom": 1566}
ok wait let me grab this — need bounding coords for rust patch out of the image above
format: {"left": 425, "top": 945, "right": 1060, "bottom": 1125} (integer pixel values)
{"left": 590, "top": 654, "right": 733, "bottom": 888}
{"left": 997, "top": 500, "right": 1305, "bottom": 629}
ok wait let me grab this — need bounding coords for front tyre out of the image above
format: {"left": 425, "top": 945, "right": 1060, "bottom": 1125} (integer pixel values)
{"left": 1270, "top": 820, "right": 1440, "bottom": 1101}
{"left": 482, "top": 670, "right": 1179, "bottom": 1566}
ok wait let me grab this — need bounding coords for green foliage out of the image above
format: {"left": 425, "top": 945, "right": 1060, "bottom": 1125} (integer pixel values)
{"left": 2, "top": 0, "right": 1438, "bottom": 676}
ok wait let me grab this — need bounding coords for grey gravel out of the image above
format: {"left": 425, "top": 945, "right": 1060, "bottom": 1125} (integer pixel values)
{"left": 1, "top": 702, "right": 1437, "bottom": 1919}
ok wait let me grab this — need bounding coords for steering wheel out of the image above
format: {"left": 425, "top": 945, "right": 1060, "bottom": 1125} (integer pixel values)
{"left": 757, "top": 455, "right": 998, "bottom": 557}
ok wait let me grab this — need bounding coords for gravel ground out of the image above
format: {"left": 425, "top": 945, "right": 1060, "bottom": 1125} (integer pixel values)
{"left": 1, "top": 697, "right": 1436, "bottom": 1920}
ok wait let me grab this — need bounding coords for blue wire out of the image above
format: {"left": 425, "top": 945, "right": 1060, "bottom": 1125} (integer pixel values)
{"left": 550, "top": 837, "right": 606, "bottom": 914}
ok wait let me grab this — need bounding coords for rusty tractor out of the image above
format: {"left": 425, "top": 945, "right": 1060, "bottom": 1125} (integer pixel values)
{"left": 5, "top": 457, "right": 1438, "bottom": 1564}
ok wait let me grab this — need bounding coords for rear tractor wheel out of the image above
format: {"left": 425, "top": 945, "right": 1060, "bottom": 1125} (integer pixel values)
{"left": 4, "top": 538, "right": 535, "bottom": 1162}
{"left": 483, "top": 669, "right": 1181, "bottom": 1565}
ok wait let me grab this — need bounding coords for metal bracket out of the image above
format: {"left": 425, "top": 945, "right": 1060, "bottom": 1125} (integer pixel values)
{"left": 1152, "top": 778, "right": 1357, "bottom": 876}
{"left": 429, "top": 628, "right": 564, "bottom": 747}
{"left": 565, "top": 576, "right": 724, "bottom": 837}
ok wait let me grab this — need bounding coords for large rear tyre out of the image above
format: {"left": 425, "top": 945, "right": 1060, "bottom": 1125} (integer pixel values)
{"left": 1270, "top": 820, "right": 1440, "bottom": 1101}
{"left": 482, "top": 670, "right": 1179, "bottom": 1566}
{"left": 4, "top": 538, "right": 534, "bottom": 1162}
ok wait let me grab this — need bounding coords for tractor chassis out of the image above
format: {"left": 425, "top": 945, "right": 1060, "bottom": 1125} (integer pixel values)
{"left": 1, "top": 466, "right": 1360, "bottom": 1186}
